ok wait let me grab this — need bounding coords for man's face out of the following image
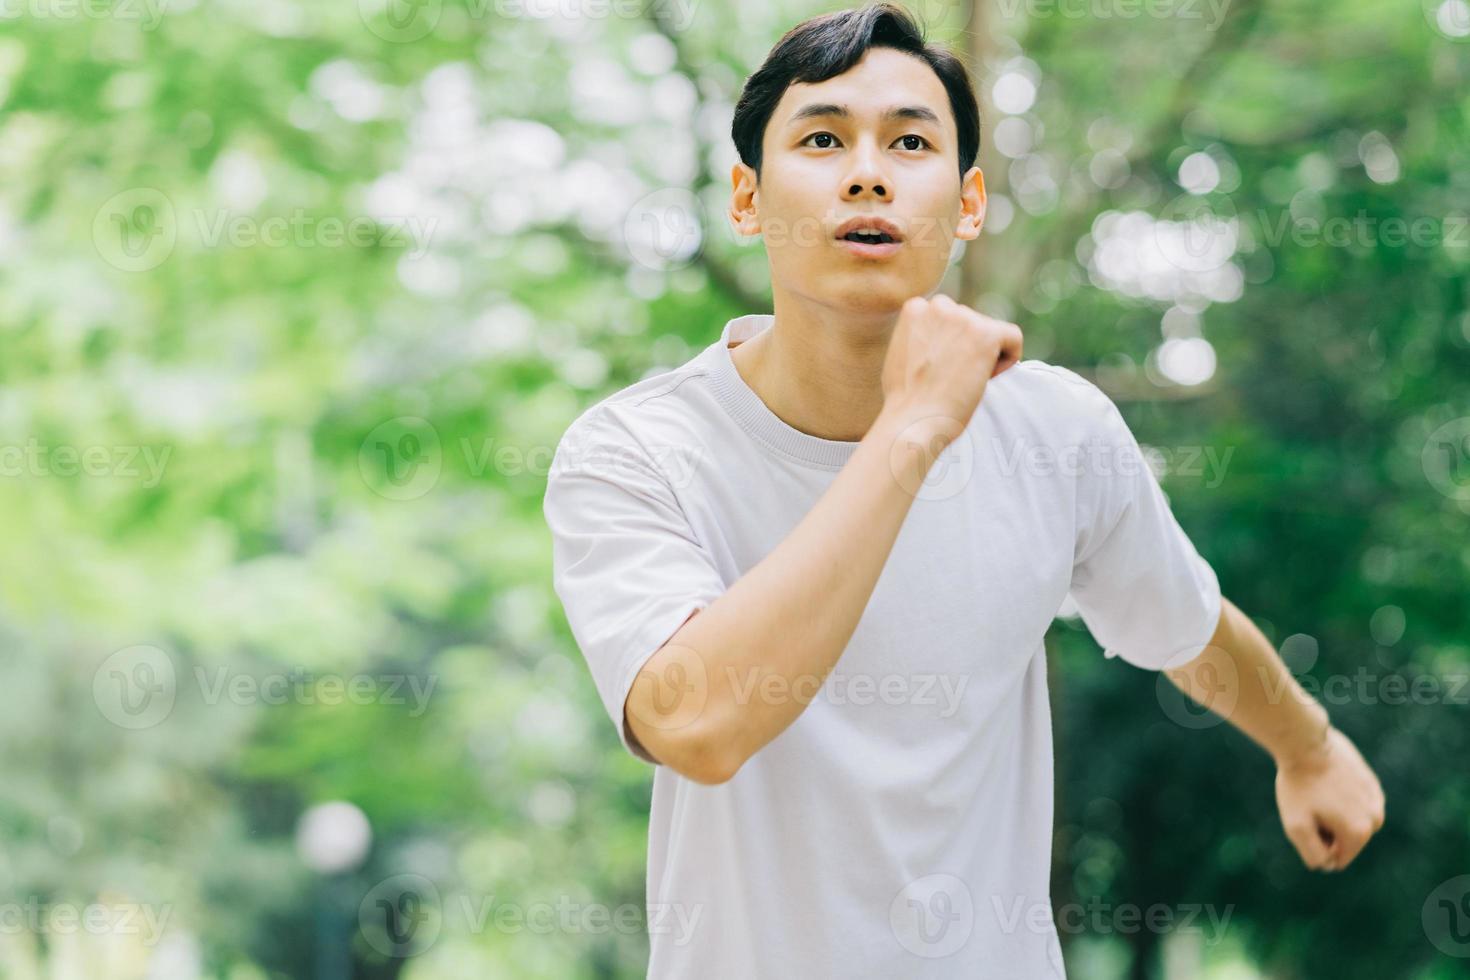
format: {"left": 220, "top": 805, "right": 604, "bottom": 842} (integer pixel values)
{"left": 730, "top": 46, "right": 985, "bottom": 317}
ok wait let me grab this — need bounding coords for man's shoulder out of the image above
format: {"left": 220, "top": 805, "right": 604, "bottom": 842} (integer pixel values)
{"left": 1003, "top": 358, "right": 1105, "bottom": 397}
{"left": 991, "top": 358, "right": 1119, "bottom": 425}
{"left": 553, "top": 351, "right": 717, "bottom": 461}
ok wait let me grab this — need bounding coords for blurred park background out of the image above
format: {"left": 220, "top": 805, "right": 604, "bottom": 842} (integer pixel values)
{"left": 0, "top": 0, "right": 1467, "bottom": 976}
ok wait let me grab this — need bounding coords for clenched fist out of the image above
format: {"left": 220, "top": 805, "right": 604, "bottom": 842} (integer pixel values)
{"left": 880, "top": 294, "right": 1023, "bottom": 454}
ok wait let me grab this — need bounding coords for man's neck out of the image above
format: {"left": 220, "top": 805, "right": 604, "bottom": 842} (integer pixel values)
{"left": 728, "top": 295, "right": 899, "bottom": 443}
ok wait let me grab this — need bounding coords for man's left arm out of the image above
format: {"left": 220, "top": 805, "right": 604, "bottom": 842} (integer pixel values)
{"left": 1163, "top": 596, "right": 1387, "bottom": 872}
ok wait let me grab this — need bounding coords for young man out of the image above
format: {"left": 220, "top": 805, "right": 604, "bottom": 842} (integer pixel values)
{"left": 543, "top": 4, "right": 1385, "bottom": 977}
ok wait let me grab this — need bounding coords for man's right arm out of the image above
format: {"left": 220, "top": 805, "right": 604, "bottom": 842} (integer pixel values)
{"left": 627, "top": 296, "right": 1023, "bottom": 784}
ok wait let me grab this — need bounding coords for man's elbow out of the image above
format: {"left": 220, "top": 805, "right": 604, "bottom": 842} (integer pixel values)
{"left": 675, "top": 733, "right": 743, "bottom": 785}
{"left": 623, "top": 626, "right": 746, "bottom": 784}
{"left": 625, "top": 695, "right": 743, "bottom": 785}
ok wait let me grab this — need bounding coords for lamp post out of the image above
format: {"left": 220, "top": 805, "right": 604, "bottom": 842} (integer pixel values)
{"left": 295, "top": 801, "right": 373, "bottom": 980}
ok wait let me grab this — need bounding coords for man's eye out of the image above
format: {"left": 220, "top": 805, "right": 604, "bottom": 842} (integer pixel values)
{"left": 805, "top": 132, "right": 929, "bottom": 150}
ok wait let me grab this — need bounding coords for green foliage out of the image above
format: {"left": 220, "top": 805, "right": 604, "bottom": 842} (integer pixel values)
{"left": 0, "top": 0, "right": 1465, "bottom": 976}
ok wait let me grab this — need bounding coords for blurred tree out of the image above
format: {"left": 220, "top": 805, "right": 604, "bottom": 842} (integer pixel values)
{"left": 0, "top": 0, "right": 1463, "bottom": 977}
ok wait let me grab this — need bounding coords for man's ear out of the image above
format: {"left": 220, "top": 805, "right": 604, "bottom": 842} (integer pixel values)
{"left": 729, "top": 162, "right": 760, "bottom": 238}
{"left": 956, "top": 166, "right": 986, "bottom": 241}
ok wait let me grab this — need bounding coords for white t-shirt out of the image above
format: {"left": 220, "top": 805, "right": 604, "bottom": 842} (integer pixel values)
{"left": 543, "top": 312, "right": 1222, "bottom": 979}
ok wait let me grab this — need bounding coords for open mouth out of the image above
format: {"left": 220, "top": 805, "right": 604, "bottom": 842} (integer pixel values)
{"left": 833, "top": 218, "right": 904, "bottom": 257}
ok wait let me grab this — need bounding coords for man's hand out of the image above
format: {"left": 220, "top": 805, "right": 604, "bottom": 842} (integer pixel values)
{"left": 1164, "top": 600, "right": 1386, "bottom": 874}
{"left": 879, "top": 295, "right": 1023, "bottom": 454}
{"left": 1274, "top": 726, "right": 1386, "bottom": 871}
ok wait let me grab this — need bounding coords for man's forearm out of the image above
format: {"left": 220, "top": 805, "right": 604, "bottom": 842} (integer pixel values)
{"left": 625, "top": 406, "right": 945, "bottom": 783}
{"left": 1164, "top": 597, "right": 1331, "bottom": 766}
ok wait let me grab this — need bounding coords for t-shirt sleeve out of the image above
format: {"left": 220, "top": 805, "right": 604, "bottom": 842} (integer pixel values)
{"left": 543, "top": 409, "right": 727, "bottom": 765}
{"left": 1067, "top": 382, "right": 1223, "bottom": 671}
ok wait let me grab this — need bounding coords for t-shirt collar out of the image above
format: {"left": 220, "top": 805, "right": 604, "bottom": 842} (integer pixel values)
{"left": 704, "top": 314, "right": 862, "bottom": 470}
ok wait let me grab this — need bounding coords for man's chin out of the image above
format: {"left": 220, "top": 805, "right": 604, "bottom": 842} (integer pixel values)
{"left": 818, "top": 289, "right": 918, "bottom": 319}
{"left": 774, "top": 265, "right": 938, "bottom": 317}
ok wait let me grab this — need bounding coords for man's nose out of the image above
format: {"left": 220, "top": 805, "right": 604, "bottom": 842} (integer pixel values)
{"left": 845, "top": 180, "right": 889, "bottom": 198}
{"left": 841, "top": 141, "right": 891, "bottom": 200}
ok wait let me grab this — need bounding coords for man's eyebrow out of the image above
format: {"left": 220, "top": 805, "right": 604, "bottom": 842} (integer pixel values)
{"left": 785, "top": 103, "right": 943, "bottom": 127}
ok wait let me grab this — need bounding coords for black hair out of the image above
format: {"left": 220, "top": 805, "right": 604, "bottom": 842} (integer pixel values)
{"left": 731, "top": 2, "right": 981, "bottom": 183}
